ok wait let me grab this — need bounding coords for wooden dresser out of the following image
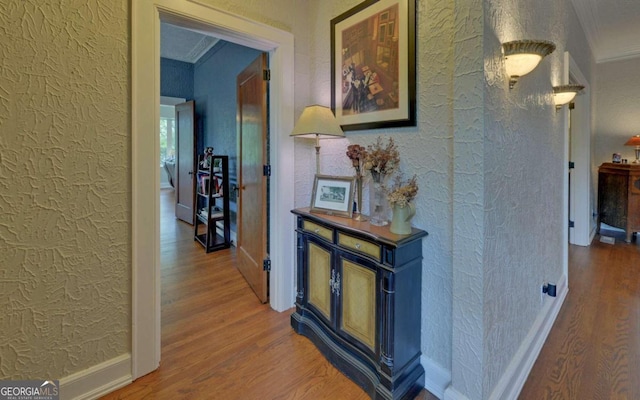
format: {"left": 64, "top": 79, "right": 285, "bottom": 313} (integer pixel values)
{"left": 290, "top": 208, "right": 427, "bottom": 400}
{"left": 597, "top": 163, "right": 640, "bottom": 242}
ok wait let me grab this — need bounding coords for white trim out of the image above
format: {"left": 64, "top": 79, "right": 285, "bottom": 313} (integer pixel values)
{"left": 160, "top": 96, "right": 185, "bottom": 106}
{"left": 132, "top": 0, "right": 295, "bottom": 379}
{"left": 422, "top": 356, "right": 451, "bottom": 400}
{"left": 567, "top": 52, "right": 592, "bottom": 247}
{"left": 488, "top": 275, "right": 568, "bottom": 400}
{"left": 59, "top": 354, "right": 131, "bottom": 400}
{"left": 443, "top": 387, "right": 470, "bottom": 400}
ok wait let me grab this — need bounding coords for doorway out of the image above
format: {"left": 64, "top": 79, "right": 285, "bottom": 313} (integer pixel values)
{"left": 562, "top": 51, "right": 593, "bottom": 282}
{"left": 132, "top": 0, "right": 295, "bottom": 379}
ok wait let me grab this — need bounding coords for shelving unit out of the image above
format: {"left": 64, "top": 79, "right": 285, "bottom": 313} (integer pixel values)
{"left": 194, "top": 154, "right": 231, "bottom": 252}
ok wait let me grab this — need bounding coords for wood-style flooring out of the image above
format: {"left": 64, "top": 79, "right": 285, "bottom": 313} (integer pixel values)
{"left": 103, "top": 189, "right": 640, "bottom": 399}
{"left": 521, "top": 228, "right": 640, "bottom": 399}
{"left": 102, "top": 189, "right": 436, "bottom": 400}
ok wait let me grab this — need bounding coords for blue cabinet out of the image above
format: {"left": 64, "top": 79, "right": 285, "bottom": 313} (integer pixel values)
{"left": 291, "top": 208, "right": 427, "bottom": 400}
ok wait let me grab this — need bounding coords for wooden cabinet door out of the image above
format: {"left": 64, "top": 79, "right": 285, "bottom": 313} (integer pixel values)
{"left": 336, "top": 254, "right": 378, "bottom": 354}
{"left": 306, "top": 237, "right": 333, "bottom": 326}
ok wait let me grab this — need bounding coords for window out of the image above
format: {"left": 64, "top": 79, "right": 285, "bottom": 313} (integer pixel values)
{"left": 160, "top": 104, "right": 176, "bottom": 166}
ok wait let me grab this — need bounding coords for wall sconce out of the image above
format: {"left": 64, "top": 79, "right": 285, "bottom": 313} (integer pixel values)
{"left": 625, "top": 134, "right": 640, "bottom": 163}
{"left": 290, "top": 105, "right": 345, "bottom": 174}
{"left": 553, "top": 84, "right": 584, "bottom": 109}
{"left": 502, "top": 40, "right": 556, "bottom": 89}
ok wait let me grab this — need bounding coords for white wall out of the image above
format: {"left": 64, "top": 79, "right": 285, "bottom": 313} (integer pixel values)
{"left": 594, "top": 57, "right": 640, "bottom": 166}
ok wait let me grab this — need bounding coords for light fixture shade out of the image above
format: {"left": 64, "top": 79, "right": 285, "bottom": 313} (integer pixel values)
{"left": 624, "top": 135, "right": 640, "bottom": 147}
{"left": 290, "top": 105, "right": 344, "bottom": 139}
{"left": 553, "top": 84, "right": 584, "bottom": 106}
{"left": 502, "top": 40, "right": 556, "bottom": 88}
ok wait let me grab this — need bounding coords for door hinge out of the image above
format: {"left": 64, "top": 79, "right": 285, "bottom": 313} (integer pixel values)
{"left": 263, "top": 69, "right": 270, "bottom": 81}
{"left": 569, "top": 161, "right": 575, "bottom": 169}
{"left": 263, "top": 164, "right": 271, "bottom": 176}
{"left": 569, "top": 220, "right": 575, "bottom": 228}
{"left": 263, "top": 258, "right": 271, "bottom": 271}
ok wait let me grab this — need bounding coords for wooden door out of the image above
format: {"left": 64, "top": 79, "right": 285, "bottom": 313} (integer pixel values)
{"left": 237, "top": 54, "right": 269, "bottom": 303}
{"left": 175, "top": 101, "right": 196, "bottom": 224}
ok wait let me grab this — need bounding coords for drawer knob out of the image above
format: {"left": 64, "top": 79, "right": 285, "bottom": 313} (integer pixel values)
{"left": 355, "top": 243, "right": 361, "bottom": 249}
{"left": 314, "top": 228, "right": 320, "bottom": 233}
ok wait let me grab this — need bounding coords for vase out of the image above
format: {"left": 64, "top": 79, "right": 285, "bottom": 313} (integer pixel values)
{"left": 353, "top": 176, "right": 367, "bottom": 221}
{"left": 369, "top": 172, "right": 388, "bottom": 226}
{"left": 390, "top": 202, "right": 416, "bottom": 235}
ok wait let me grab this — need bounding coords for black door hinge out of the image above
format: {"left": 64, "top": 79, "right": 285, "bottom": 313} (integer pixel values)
{"left": 263, "top": 258, "right": 271, "bottom": 271}
{"left": 263, "top": 164, "right": 271, "bottom": 176}
{"left": 569, "top": 161, "right": 575, "bottom": 169}
{"left": 569, "top": 220, "right": 575, "bottom": 228}
{"left": 263, "top": 69, "right": 270, "bottom": 81}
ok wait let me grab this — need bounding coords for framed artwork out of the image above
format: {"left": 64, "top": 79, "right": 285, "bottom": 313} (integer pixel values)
{"left": 310, "top": 175, "right": 355, "bottom": 218}
{"left": 331, "top": 0, "right": 416, "bottom": 131}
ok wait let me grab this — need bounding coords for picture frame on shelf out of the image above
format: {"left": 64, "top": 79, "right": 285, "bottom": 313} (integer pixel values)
{"left": 331, "top": 0, "right": 416, "bottom": 131}
{"left": 310, "top": 175, "right": 355, "bottom": 218}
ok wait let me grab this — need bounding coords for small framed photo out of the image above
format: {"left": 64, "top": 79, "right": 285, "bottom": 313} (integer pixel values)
{"left": 310, "top": 175, "right": 355, "bottom": 218}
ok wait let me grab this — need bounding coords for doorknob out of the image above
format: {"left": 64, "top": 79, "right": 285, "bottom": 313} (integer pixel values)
{"left": 188, "top": 170, "right": 194, "bottom": 175}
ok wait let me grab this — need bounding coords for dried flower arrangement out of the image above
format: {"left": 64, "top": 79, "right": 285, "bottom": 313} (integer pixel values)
{"left": 388, "top": 174, "right": 419, "bottom": 207}
{"left": 363, "top": 136, "right": 400, "bottom": 179}
{"left": 346, "top": 144, "right": 367, "bottom": 178}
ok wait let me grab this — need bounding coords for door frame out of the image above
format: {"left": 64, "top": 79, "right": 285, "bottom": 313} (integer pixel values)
{"left": 566, "top": 52, "right": 593, "bottom": 247}
{"left": 561, "top": 51, "right": 592, "bottom": 281}
{"left": 132, "top": 0, "right": 295, "bottom": 379}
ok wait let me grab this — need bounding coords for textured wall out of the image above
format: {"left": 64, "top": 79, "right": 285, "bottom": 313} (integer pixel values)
{"left": 160, "top": 57, "right": 194, "bottom": 100}
{"left": 594, "top": 58, "right": 640, "bottom": 166}
{"left": 450, "top": 0, "right": 485, "bottom": 396}
{"left": 481, "top": 0, "right": 569, "bottom": 397}
{"left": 0, "top": 0, "right": 129, "bottom": 379}
{"left": 193, "top": 41, "right": 261, "bottom": 231}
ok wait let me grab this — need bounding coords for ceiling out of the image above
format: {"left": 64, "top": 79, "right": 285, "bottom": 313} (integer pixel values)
{"left": 161, "top": 2, "right": 640, "bottom": 65}
{"left": 571, "top": 0, "right": 640, "bottom": 63}
{"left": 160, "top": 23, "right": 219, "bottom": 63}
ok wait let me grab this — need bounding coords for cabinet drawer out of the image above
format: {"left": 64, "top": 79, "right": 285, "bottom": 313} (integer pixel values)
{"left": 338, "top": 233, "right": 380, "bottom": 261}
{"left": 303, "top": 220, "right": 333, "bottom": 241}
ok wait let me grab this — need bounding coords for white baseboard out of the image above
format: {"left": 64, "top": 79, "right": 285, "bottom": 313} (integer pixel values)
{"left": 488, "top": 275, "right": 568, "bottom": 400}
{"left": 60, "top": 353, "right": 131, "bottom": 400}
{"left": 422, "top": 356, "right": 451, "bottom": 399}
{"left": 444, "top": 386, "right": 471, "bottom": 400}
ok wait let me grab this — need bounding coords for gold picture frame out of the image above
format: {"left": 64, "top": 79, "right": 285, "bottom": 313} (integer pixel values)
{"left": 310, "top": 175, "right": 355, "bottom": 218}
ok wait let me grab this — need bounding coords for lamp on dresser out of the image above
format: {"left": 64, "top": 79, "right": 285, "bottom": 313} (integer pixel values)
{"left": 625, "top": 134, "right": 640, "bottom": 163}
{"left": 290, "top": 105, "right": 345, "bottom": 173}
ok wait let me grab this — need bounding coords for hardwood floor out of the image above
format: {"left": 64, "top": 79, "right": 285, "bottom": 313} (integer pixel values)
{"left": 103, "top": 189, "right": 640, "bottom": 399}
{"left": 102, "top": 189, "right": 436, "bottom": 400}
{"left": 521, "top": 229, "right": 640, "bottom": 399}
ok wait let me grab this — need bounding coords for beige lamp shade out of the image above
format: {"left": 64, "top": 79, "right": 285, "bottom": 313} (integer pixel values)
{"left": 290, "top": 105, "right": 344, "bottom": 139}
{"left": 291, "top": 105, "right": 344, "bottom": 173}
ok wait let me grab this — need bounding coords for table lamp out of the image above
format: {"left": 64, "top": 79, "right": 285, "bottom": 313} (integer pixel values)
{"left": 290, "top": 105, "right": 345, "bottom": 173}
{"left": 625, "top": 134, "right": 640, "bottom": 163}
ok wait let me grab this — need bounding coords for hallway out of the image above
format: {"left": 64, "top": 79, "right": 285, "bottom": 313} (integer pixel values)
{"left": 104, "top": 189, "right": 640, "bottom": 399}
